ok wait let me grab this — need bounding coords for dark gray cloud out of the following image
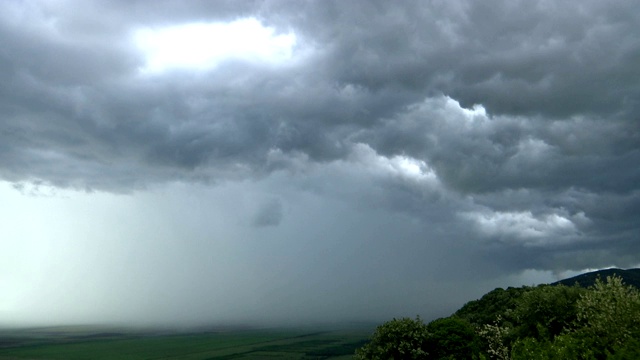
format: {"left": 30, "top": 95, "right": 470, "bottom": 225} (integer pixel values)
{"left": 2, "top": 0, "right": 637, "bottom": 184}
{"left": 1, "top": 0, "right": 639, "bottom": 326}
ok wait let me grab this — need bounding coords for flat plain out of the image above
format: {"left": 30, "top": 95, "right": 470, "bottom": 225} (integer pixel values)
{"left": 0, "top": 326, "right": 371, "bottom": 359}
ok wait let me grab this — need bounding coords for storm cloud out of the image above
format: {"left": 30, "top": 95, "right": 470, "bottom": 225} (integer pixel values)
{"left": 0, "top": 0, "right": 639, "bottom": 326}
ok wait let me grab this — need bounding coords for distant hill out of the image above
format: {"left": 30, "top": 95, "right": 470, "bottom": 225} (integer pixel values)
{"left": 552, "top": 268, "right": 640, "bottom": 289}
{"left": 454, "top": 268, "right": 640, "bottom": 327}
{"left": 360, "top": 267, "right": 640, "bottom": 359}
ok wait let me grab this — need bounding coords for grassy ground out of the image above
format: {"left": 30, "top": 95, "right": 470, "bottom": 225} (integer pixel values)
{"left": 0, "top": 327, "right": 371, "bottom": 359}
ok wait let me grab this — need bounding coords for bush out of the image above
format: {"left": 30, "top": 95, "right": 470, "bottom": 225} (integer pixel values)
{"left": 426, "top": 317, "right": 479, "bottom": 359}
{"left": 354, "top": 316, "right": 429, "bottom": 360}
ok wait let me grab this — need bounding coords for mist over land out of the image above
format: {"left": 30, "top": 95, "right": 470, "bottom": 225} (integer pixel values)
{"left": 1, "top": 0, "right": 639, "bottom": 328}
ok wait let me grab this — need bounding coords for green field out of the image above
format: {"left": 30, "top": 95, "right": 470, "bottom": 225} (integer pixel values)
{"left": 0, "top": 326, "right": 371, "bottom": 360}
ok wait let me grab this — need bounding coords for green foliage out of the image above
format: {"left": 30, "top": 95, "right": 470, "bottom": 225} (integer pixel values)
{"left": 455, "top": 287, "right": 529, "bottom": 327}
{"left": 358, "top": 272, "right": 640, "bottom": 360}
{"left": 608, "top": 337, "right": 640, "bottom": 359}
{"left": 511, "top": 334, "right": 587, "bottom": 360}
{"left": 511, "top": 284, "right": 585, "bottom": 341}
{"left": 510, "top": 275, "right": 640, "bottom": 360}
{"left": 426, "top": 317, "right": 479, "bottom": 359}
{"left": 570, "top": 275, "right": 640, "bottom": 358}
{"left": 355, "top": 316, "right": 479, "bottom": 359}
{"left": 577, "top": 276, "right": 640, "bottom": 341}
{"left": 354, "top": 316, "right": 430, "bottom": 360}
{"left": 478, "top": 315, "right": 511, "bottom": 360}
{"left": 454, "top": 284, "right": 584, "bottom": 356}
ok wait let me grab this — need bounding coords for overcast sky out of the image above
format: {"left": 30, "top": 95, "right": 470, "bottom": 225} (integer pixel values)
{"left": 1, "top": 0, "right": 639, "bottom": 328}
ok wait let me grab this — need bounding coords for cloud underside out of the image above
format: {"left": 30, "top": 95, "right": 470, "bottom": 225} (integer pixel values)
{"left": 1, "top": 0, "right": 639, "bottom": 276}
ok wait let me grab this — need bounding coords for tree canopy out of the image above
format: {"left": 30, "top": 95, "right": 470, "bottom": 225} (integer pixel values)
{"left": 355, "top": 275, "right": 640, "bottom": 359}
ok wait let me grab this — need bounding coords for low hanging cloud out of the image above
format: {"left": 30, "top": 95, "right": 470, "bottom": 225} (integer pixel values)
{"left": 252, "top": 198, "right": 284, "bottom": 227}
{"left": 1, "top": 0, "right": 639, "bottom": 326}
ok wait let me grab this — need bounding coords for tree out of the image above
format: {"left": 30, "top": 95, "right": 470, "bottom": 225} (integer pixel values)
{"left": 455, "top": 287, "right": 529, "bottom": 327}
{"left": 478, "top": 315, "right": 511, "bottom": 360}
{"left": 426, "top": 317, "right": 479, "bottom": 359}
{"left": 511, "top": 284, "right": 584, "bottom": 341}
{"left": 354, "top": 316, "right": 430, "bottom": 360}
{"left": 511, "top": 275, "right": 640, "bottom": 360}
{"left": 357, "top": 274, "right": 640, "bottom": 360}
{"left": 572, "top": 275, "right": 640, "bottom": 357}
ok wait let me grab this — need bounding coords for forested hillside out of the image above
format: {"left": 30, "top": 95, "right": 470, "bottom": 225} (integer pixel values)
{"left": 552, "top": 268, "right": 640, "bottom": 289}
{"left": 355, "top": 269, "right": 640, "bottom": 359}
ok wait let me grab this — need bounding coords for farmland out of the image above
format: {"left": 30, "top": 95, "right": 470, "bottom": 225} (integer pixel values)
{"left": 0, "top": 326, "right": 371, "bottom": 359}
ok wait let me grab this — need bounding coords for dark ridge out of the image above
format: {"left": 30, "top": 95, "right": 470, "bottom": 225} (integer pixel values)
{"left": 454, "top": 268, "right": 640, "bottom": 327}
{"left": 552, "top": 268, "right": 640, "bottom": 289}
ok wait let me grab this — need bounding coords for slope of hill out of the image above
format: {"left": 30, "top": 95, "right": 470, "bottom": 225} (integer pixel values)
{"left": 454, "top": 268, "right": 640, "bottom": 327}
{"left": 357, "top": 267, "right": 640, "bottom": 359}
{"left": 552, "top": 268, "right": 640, "bottom": 289}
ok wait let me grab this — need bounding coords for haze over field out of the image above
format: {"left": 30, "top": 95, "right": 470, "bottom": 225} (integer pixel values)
{"left": 1, "top": 0, "right": 639, "bottom": 327}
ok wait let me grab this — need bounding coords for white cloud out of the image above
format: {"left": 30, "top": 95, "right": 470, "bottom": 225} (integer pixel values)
{"left": 460, "top": 209, "right": 586, "bottom": 246}
{"left": 445, "top": 97, "right": 488, "bottom": 124}
{"left": 134, "top": 18, "right": 297, "bottom": 73}
{"left": 350, "top": 143, "right": 439, "bottom": 184}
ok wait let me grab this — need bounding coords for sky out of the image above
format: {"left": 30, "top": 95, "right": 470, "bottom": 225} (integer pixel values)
{"left": 1, "top": 0, "right": 639, "bottom": 328}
